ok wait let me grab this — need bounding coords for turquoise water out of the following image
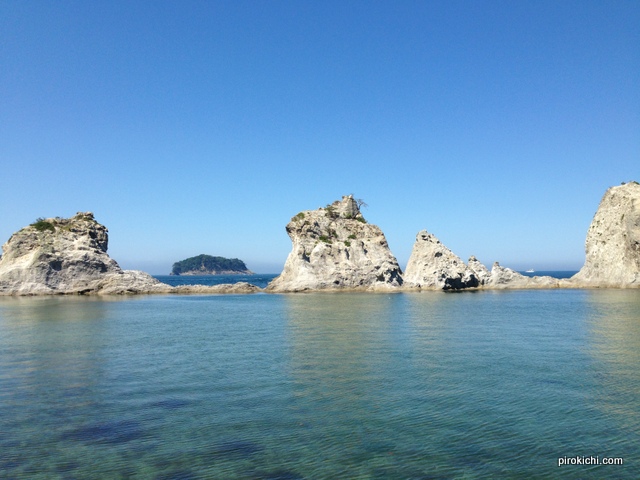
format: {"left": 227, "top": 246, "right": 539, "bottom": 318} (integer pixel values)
{"left": 155, "top": 274, "right": 277, "bottom": 289}
{"left": 1, "top": 289, "right": 639, "bottom": 479}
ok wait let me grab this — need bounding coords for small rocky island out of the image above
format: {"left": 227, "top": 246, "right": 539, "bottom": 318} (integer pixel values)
{"left": 266, "top": 195, "right": 403, "bottom": 292}
{"left": 171, "top": 254, "right": 253, "bottom": 275}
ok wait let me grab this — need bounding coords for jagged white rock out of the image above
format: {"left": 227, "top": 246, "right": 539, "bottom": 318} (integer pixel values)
{"left": 404, "top": 230, "right": 479, "bottom": 289}
{"left": 571, "top": 182, "right": 640, "bottom": 287}
{"left": 467, "top": 256, "right": 491, "bottom": 285}
{"left": 0, "top": 212, "right": 171, "bottom": 295}
{"left": 403, "top": 233, "right": 558, "bottom": 290}
{"left": 266, "top": 195, "right": 403, "bottom": 292}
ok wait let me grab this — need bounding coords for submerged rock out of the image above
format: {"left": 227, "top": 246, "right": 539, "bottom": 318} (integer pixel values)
{"left": 0, "top": 213, "right": 170, "bottom": 295}
{"left": 571, "top": 182, "right": 640, "bottom": 287}
{"left": 484, "top": 262, "right": 558, "bottom": 289}
{"left": 266, "top": 195, "right": 403, "bottom": 292}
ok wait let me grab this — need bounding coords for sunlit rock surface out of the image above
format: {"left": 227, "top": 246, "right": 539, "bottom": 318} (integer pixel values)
{"left": 267, "top": 195, "right": 403, "bottom": 292}
{"left": 404, "top": 231, "right": 478, "bottom": 290}
{"left": 0, "top": 213, "right": 170, "bottom": 295}
{"left": 571, "top": 182, "right": 640, "bottom": 287}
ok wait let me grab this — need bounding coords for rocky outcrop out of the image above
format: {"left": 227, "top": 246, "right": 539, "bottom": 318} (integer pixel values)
{"left": 402, "top": 232, "right": 558, "bottom": 290}
{"left": 0, "top": 213, "right": 171, "bottom": 295}
{"left": 266, "top": 195, "right": 403, "bottom": 291}
{"left": 571, "top": 182, "right": 640, "bottom": 287}
{"left": 467, "top": 256, "right": 491, "bottom": 285}
{"left": 403, "top": 231, "right": 479, "bottom": 289}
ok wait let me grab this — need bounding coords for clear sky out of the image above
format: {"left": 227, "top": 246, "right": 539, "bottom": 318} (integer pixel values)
{"left": 1, "top": 1, "right": 638, "bottom": 274}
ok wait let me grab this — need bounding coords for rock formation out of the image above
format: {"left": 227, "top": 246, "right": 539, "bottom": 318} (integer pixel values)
{"left": 266, "top": 195, "right": 403, "bottom": 291}
{"left": 403, "top": 232, "right": 559, "bottom": 290}
{"left": 3, "top": 183, "right": 637, "bottom": 295}
{"left": 0, "top": 213, "right": 171, "bottom": 295}
{"left": 467, "top": 256, "right": 491, "bottom": 285}
{"left": 571, "top": 182, "right": 640, "bottom": 287}
{"left": 403, "top": 231, "right": 479, "bottom": 289}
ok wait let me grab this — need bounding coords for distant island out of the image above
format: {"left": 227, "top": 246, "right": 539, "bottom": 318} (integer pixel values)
{"left": 170, "top": 254, "right": 253, "bottom": 276}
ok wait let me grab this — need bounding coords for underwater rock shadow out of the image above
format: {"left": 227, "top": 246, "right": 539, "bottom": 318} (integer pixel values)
{"left": 61, "top": 419, "right": 144, "bottom": 445}
{"left": 208, "top": 439, "right": 263, "bottom": 459}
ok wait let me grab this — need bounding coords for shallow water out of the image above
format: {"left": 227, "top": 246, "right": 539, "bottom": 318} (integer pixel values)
{"left": 154, "top": 274, "right": 277, "bottom": 289}
{"left": 1, "top": 289, "right": 639, "bottom": 479}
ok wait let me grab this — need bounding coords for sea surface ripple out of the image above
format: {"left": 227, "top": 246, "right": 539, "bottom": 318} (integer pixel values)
{"left": 1, "top": 288, "right": 639, "bottom": 479}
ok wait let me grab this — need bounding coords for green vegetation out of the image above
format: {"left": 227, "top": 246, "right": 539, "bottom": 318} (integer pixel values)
{"left": 325, "top": 205, "right": 338, "bottom": 218}
{"left": 348, "top": 234, "right": 356, "bottom": 239}
{"left": 344, "top": 240, "right": 351, "bottom": 247}
{"left": 292, "top": 212, "right": 305, "bottom": 222}
{"left": 31, "top": 218, "right": 55, "bottom": 233}
{"left": 171, "top": 254, "right": 250, "bottom": 275}
{"left": 318, "top": 235, "right": 332, "bottom": 243}
{"left": 356, "top": 217, "right": 367, "bottom": 224}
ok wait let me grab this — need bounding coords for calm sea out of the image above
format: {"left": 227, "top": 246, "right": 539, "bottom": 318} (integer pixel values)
{"left": 153, "top": 271, "right": 579, "bottom": 289}
{"left": 155, "top": 274, "right": 278, "bottom": 289}
{"left": 1, "top": 279, "right": 639, "bottom": 479}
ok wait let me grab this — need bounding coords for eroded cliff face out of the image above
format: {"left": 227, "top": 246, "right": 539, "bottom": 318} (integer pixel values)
{"left": 266, "top": 196, "right": 403, "bottom": 291}
{"left": 404, "top": 231, "right": 479, "bottom": 289}
{"left": 0, "top": 213, "right": 169, "bottom": 295}
{"left": 571, "top": 182, "right": 640, "bottom": 287}
{"left": 403, "top": 232, "right": 559, "bottom": 290}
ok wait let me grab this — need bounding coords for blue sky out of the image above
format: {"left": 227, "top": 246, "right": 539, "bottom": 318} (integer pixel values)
{"left": 1, "top": 1, "right": 638, "bottom": 274}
